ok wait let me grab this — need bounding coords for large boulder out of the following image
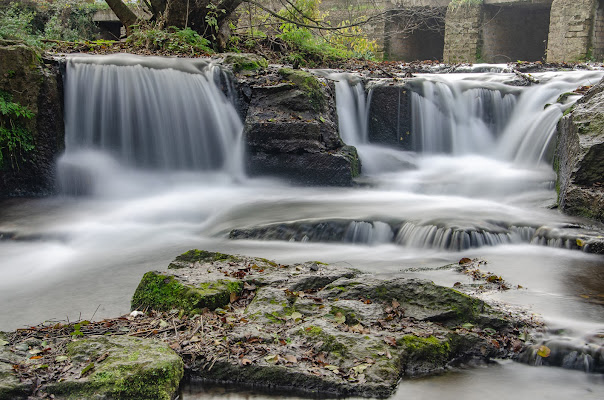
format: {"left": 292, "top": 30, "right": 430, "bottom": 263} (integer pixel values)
{"left": 130, "top": 250, "right": 530, "bottom": 398}
{"left": 0, "top": 40, "right": 64, "bottom": 197}
{"left": 243, "top": 68, "right": 361, "bottom": 186}
{"left": 556, "top": 78, "right": 604, "bottom": 222}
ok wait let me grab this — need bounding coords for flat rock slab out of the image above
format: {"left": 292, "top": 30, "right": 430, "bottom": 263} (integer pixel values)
{"left": 0, "top": 333, "right": 183, "bottom": 399}
{"left": 130, "top": 250, "right": 530, "bottom": 398}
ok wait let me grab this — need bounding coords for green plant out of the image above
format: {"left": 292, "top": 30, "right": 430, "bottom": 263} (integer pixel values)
{"left": 127, "top": 25, "right": 213, "bottom": 55}
{"left": 0, "top": 3, "right": 40, "bottom": 46}
{"left": 0, "top": 90, "right": 35, "bottom": 170}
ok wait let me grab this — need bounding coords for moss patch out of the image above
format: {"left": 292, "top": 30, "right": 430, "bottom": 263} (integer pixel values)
{"left": 278, "top": 68, "right": 326, "bottom": 111}
{"left": 47, "top": 336, "right": 183, "bottom": 400}
{"left": 169, "top": 249, "right": 238, "bottom": 267}
{"left": 131, "top": 272, "right": 243, "bottom": 314}
{"left": 223, "top": 53, "right": 268, "bottom": 73}
{"left": 398, "top": 335, "right": 450, "bottom": 365}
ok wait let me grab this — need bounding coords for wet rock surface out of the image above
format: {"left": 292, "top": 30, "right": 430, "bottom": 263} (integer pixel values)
{"left": 556, "top": 77, "right": 604, "bottom": 222}
{"left": 238, "top": 66, "right": 361, "bottom": 186}
{"left": 0, "top": 40, "right": 64, "bottom": 197}
{"left": 129, "top": 250, "right": 530, "bottom": 398}
{"left": 0, "top": 332, "right": 183, "bottom": 399}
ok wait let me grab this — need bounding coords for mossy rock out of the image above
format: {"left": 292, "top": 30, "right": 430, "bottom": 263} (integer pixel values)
{"left": 223, "top": 53, "right": 268, "bottom": 73}
{"left": 45, "top": 336, "right": 183, "bottom": 400}
{"left": 278, "top": 68, "right": 326, "bottom": 111}
{"left": 168, "top": 249, "right": 238, "bottom": 269}
{"left": 131, "top": 271, "right": 243, "bottom": 314}
{"left": 0, "top": 332, "right": 29, "bottom": 399}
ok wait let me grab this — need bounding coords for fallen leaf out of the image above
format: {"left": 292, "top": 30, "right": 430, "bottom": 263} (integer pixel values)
{"left": 537, "top": 345, "right": 551, "bottom": 358}
{"left": 288, "top": 312, "right": 303, "bottom": 322}
{"left": 0, "top": 340, "right": 8, "bottom": 346}
{"left": 264, "top": 354, "right": 279, "bottom": 364}
{"left": 384, "top": 336, "right": 397, "bottom": 347}
{"left": 392, "top": 299, "right": 400, "bottom": 309}
{"left": 55, "top": 356, "right": 69, "bottom": 363}
{"left": 325, "top": 364, "right": 340, "bottom": 374}
{"left": 230, "top": 292, "right": 239, "bottom": 303}
{"left": 334, "top": 312, "right": 346, "bottom": 324}
{"left": 29, "top": 355, "right": 43, "bottom": 360}
{"left": 284, "top": 355, "right": 297, "bottom": 364}
{"left": 28, "top": 349, "right": 42, "bottom": 355}
{"left": 241, "top": 358, "right": 252, "bottom": 366}
{"left": 459, "top": 257, "right": 472, "bottom": 265}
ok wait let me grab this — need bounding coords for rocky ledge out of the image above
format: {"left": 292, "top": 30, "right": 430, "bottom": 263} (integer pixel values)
{"left": 556, "top": 76, "right": 604, "bottom": 222}
{"left": 0, "top": 251, "right": 545, "bottom": 399}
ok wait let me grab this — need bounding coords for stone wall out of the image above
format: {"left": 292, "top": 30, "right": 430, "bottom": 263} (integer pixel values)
{"left": 481, "top": 4, "right": 551, "bottom": 62}
{"left": 443, "top": 3, "right": 483, "bottom": 63}
{"left": 546, "top": 0, "right": 597, "bottom": 62}
{"left": 592, "top": 0, "right": 604, "bottom": 59}
{"left": 383, "top": 8, "right": 446, "bottom": 61}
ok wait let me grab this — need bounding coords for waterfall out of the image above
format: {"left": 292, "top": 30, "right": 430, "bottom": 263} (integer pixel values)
{"left": 410, "top": 81, "right": 516, "bottom": 154}
{"left": 59, "top": 54, "right": 244, "bottom": 194}
{"left": 332, "top": 74, "right": 370, "bottom": 145}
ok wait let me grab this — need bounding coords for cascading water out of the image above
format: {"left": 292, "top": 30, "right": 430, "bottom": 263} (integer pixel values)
{"left": 58, "top": 54, "right": 244, "bottom": 195}
{"left": 410, "top": 80, "right": 517, "bottom": 154}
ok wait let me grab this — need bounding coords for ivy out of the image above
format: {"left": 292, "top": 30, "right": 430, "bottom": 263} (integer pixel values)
{"left": 0, "top": 91, "right": 35, "bottom": 170}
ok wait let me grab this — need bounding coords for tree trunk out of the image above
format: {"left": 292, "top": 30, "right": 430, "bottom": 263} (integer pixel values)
{"left": 105, "top": 0, "right": 139, "bottom": 33}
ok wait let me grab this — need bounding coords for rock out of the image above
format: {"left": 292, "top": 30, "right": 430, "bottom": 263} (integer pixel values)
{"left": 243, "top": 68, "right": 361, "bottom": 186}
{"left": 556, "top": 77, "right": 604, "bottom": 222}
{"left": 1, "top": 332, "right": 183, "bottom": 400}
{"left": 131, "top": 249, "right": 531, "bottom": 398}
{"left": 366, "top": 80, "right": 412, "bottom": 149}
{"left": 44, "top": 336, "right": 183, "bottom": 399}
{"left": 519, "top": 337, "right": 604, "bottom": 373}
{"left": 0, "top": 41, "right": 64, "bottom": 197}
{"left": 0, "top": 332, "right": 29, "bottom": 398}
{"left": 221, "top": 53, "right": 268, "bottom": 74}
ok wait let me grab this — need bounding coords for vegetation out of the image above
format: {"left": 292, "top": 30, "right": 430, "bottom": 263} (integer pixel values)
{"left": 126, "top": 25, "right": 213, "bottom": 55}
{"left": 0, "top": 0, "right": 106, "bottom": 46}
{"left": 0, "top": 90, "right": 35, "bottom": 169}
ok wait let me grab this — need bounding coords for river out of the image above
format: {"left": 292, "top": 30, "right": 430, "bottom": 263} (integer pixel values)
{"left": 0, "top": 55, "right": 603, "bottom": 398}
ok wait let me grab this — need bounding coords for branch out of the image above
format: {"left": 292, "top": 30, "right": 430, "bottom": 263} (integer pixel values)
{"left": 243, "top": 0, "right": 388, "bottom": 32}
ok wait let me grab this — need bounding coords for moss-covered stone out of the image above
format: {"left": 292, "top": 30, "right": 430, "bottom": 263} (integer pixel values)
{"left": 398, "top": 335, "right": 451, "bottom": 375}
{"left": 169, "top": 249, "right": 238, "bottom": 268}
{"left": 223, "top": 53, "right": 268, "bottom": 73}
{"left": 278, "top": 68, "right": 326, "bottom": 111}
{"left": 0, "top": 332, "right": 29, "bottom": 399}
{"left": 131, "top": 271, "right": 243, "bottom": 314}
{"left": 45, "top": 336, "right": 183, "bottom": 400}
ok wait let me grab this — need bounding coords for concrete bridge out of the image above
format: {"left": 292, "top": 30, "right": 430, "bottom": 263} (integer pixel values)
{"left": 94, "top": 0, "right": 604, "bottom": 63}
{"left": 348, "top": 0, "right": 604, "bottom": 63}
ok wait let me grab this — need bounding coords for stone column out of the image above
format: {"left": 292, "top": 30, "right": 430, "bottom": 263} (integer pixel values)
{"left": 443, "top": 2, "right": 484, "bottom": 63}
{"left": 547, "top": 0, "right": 598, "bottom": 62}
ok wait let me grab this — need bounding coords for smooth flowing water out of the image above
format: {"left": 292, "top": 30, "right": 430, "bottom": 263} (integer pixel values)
{"left": 1, "top": 55, "right": 603, "bottom": 398}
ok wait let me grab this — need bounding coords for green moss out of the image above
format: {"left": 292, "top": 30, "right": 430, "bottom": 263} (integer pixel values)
{"left": 278, "top": 68, "right": 326, "bottom": 110}
{"left": 131, "top": 272, "right": 243, "bottom": 314}
{"left": 563, "top": 104, "right": 576, "bottom": 116}
{"left": 224, "top": 53, "right": 268, "bottom": 73}
{"left": 340, "top": 145, "right": 361, "bottom": 178}
{"left": 329, "top": 305, "right": 359, "bottom": 325}
{"left": 49, "top": 337, "right": 183, "bottom": 400}
{"left": 169, "top": 249, "right": 238, "bottom": 268}
{"left": 557, "top": 92, "right": 574, "bottom": 103}
{"left": 398, "top": 335, "right": 450, "bottom": 364}
{"left": 298, "top": 326, "right": 348, "bottom": 357}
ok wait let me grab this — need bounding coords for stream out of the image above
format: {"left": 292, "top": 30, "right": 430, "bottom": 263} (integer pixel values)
{"left": 0, "top": 55, "right": 603, "bottom": 398}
